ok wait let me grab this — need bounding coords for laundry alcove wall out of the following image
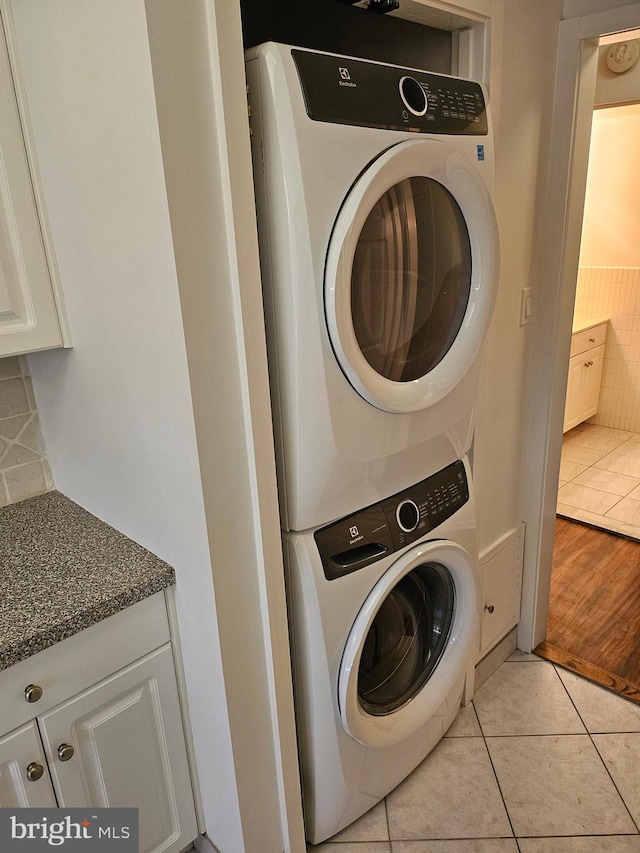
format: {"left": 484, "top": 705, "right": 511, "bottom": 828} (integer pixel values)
{"left": 239, "top": 0, "right": 452, "bottom": 72}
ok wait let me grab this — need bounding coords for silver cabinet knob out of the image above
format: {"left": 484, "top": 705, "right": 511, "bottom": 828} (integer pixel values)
{"left": 57, "top": 743, "right": 75, "bottom": 762}
{"left": 484, "top": 604, "right": 495, "bottom": 614}
{"left": 24, "top": 684, "right": 43, "bottom": 703}
{"left": 26, "top": 762, "right": 45, "bottom": 782}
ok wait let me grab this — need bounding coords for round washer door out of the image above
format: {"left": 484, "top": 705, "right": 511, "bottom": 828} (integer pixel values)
{"left": 338, "top": 539, "right": 478, "bottom": 748}
{"left": 325, "top": 137, "right": 499, "bottom": 413}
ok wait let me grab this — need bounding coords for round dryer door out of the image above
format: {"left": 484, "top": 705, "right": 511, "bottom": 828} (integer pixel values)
{"left": 338, "top": 540, "right": 478, "bottom": 748}
{"left": 325, "top": 137, "right": 499, "bottom": 413}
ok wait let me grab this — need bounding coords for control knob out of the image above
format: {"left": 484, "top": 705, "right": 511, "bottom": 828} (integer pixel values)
{"left": 396, "top": 499, "right": 420, "bottom": 533}
{"left": 399, "top": 76, "right": 427, "bottom": 117}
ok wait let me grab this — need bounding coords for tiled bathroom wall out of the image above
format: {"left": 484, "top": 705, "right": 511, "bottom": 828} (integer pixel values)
{"left": 0, "top": 356, "right": 54, "bottom": 506}
{"left": 575, "top": 265, "right": 640, "bottom": 432}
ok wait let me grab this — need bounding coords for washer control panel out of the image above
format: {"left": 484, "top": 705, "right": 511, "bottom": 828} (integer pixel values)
{"left": 292, "top": 48, "right": 488, "bottom": 136}
{"left": 314, "top": 460, "right": 469, "bottom": 580}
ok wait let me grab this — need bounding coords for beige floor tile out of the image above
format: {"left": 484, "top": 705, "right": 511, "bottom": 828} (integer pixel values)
{"left": 556, "top": 503, "right": 640, "bottom": 540}
{"left": 586, "top": 425, "right": 635, "bottom": 440}
{"left": 562, "top": 445, "right": 611, "bottom": 466}
{"left": 563, "top": 425, "right": 589, "bottom": 441}
{"left": 556, "top": 504, "right": 607, "bottom": 527}
{"left": 594, "top": 445, "right": 640, "bottom": 478}
{"left": 473, "top": 662, "right": 585, "bottom": 736}
{"left": 556, "top": 669, "right": 640, "bottom": 733}
{"left": 557, "top": 482, "right": 621, "bottom": 515}
{"left": 326, "top": 801, "right": 388, "bottom": 843}
{"left": 623, "top": 433, "right": 640, "bottom": 445}
{"left": 559, "top": 459, "right": 588, "bottom": 481}
{"left": 563, "top": 432, "right": 628, "bottom": 453}
{"left": 386, "top": 738, "right": 511, "bottom": 840}
{"left": 486, "top": 735, "right": 636, "bottom": 837}
{"left": 507, "top": 650, "right": 543, "bottom": 662}
{"left": 572, "top": 467, "right": 640, "bottom": 497}
{"left": 605, "top": 494, "right": 640, "bottom": 525}
{"left": 392, "top": 841, "right": 518, "bottom": 853}
{"left": 592, "top": 733, "right": 640, "bottom": 826}
{"left": 518, "top": 837, "right": 640, "bottom": 852}
{"left": 444, "top": 703, "right": 481, "bottom": 737}
{"left": 307, "top": 843, "right": 390, "bottom": 852}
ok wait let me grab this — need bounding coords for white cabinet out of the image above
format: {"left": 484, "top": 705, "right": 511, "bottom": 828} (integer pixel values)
{"left": 479, "top": 528, "right": 523, "bottom": 659}
{"left": 0, "top": 595, "right": 197, "bottom": 853}
{"left": 0, "top": 10, "right": 68, "bottom": 356}
{"left": 563, "top": 322, "right": 607, "bottom": 433}
{"left": 0, "top": 721, "right": 57, "bottom": 808}
{"left": 39, "top": 646, "right": 195, "bottom": 853}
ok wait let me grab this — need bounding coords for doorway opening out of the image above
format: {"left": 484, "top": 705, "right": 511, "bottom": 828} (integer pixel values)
{"left": 557, "top": 94, "right": 640, "bottom": 540}
{"left": 536, "top": 31, "right": 640, "bottom": 700}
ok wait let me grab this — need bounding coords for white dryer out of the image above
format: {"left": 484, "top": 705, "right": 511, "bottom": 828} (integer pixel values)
{"left": 246, "top": 43, "right": 499, "bottom": 532}
{"left": 283, "top": 457, "right": 479, "bottom": 843}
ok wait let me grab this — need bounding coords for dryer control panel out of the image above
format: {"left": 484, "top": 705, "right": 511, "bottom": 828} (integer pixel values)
{"left": 314, "top": 460, "right": 469, "bottom": 580}
{"left": 292, "top": 48, "right": 488, "bottom": 136}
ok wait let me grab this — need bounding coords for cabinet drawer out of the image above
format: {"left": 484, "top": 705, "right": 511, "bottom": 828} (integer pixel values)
{"left": 571, "top": 323, "right": 607, "bottom": 357}
{"left": 0, "top": 593, "right": 170, "bottom": 733}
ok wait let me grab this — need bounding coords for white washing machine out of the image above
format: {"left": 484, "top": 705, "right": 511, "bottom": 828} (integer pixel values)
{"left": 283, "top": 457, "right": 479, "bottom": 843}
{"left": 246, "top": 43, "right": 499, "bottom": 533}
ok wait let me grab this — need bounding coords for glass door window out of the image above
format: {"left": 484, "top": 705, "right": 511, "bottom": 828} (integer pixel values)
{"left": 325, "top": 138, "right": 498, "bottom": 413}
{"left": 358, "top": 562, "right": 455, "bottom": 716}
{"left": 352, "top": 178, "right": 472, "bottom": 384}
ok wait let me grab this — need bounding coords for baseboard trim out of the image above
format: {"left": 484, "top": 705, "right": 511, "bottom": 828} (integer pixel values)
{"left": 474, "top": 626, "right": 518, "bottom": 691}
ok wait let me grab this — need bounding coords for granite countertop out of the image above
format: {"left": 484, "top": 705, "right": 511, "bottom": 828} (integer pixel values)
{"left": 0, "top": 491, "right": 175, "bottom": 671}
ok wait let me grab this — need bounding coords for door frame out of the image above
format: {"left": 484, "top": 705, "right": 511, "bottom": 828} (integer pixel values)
{"left": 519, "top": 2, "right": 640, "bottom": 652}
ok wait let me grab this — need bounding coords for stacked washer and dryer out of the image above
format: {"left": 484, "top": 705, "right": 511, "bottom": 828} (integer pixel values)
{"left": 245, "top": 43, "right": 499, "bottom": 844}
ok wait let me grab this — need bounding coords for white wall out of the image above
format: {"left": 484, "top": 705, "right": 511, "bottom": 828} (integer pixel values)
{"left": 6, "top": 1, "right": 245, "bottom": 850}
{"left": 474, "top": 0, "right": 563, "bottom": 558}
{"left": 580, "top": 104, "right": 640, "bottom": 267}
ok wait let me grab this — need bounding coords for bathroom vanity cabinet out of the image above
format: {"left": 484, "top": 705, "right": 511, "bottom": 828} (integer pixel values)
{"left": 563, "top": 319, "right": 608, "bottom": 433}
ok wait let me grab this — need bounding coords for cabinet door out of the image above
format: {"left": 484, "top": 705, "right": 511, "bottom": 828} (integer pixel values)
{"left": 563, "top": 353, "right": 585, "bottom": 432}
{"left": 563, "top": 343, "right": 606, "bottom": 433}
{"left": 578, "top": 344, "right": 605, "bottom": 424}
{"left": 0, "top": 721, "right": 57, "bottom": 808}
{"left": 0, "top": 13, "right": 64, "bottom": 356}
{"left": 480, "top": 534, "right": 522, "bottom": 658}
{"left": 38, "top": 644, "right": 197, "bottom": 853}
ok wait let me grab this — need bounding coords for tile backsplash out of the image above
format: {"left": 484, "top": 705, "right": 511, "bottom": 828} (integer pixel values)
{"left": 0, "top": 356, "right": 54, "bottom": 506}
{"left": 575, "top": 265, "right": 640, "bottom": 433}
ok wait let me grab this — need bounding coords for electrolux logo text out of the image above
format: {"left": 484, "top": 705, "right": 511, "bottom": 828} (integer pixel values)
{"left": 338, "top": 66, "right": 356, "bottom": 88}
{"left": 0, "top": 809, "right": 138, "bottom": 852}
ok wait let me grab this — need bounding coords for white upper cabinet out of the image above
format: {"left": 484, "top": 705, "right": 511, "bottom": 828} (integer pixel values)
{"left": 0, "top": 8, "right": 69, "bottom": 357}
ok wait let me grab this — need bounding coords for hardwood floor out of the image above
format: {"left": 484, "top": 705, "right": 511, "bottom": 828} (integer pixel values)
{"left": 535, "top": 517, "right": 640, "bottom": 704}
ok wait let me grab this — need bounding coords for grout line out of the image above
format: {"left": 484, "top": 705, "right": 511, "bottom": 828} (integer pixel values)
{"left": 589, "top": 735, "right": 640, "bottom": 835}
{"left": 384, "top": 796, "right": 391, "bottom": 849}
{"left": 475, "top": 702, "right": 518, "bottom": 842}
{"left": 554, "top": 663, "right": 640, "bottom": 835}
